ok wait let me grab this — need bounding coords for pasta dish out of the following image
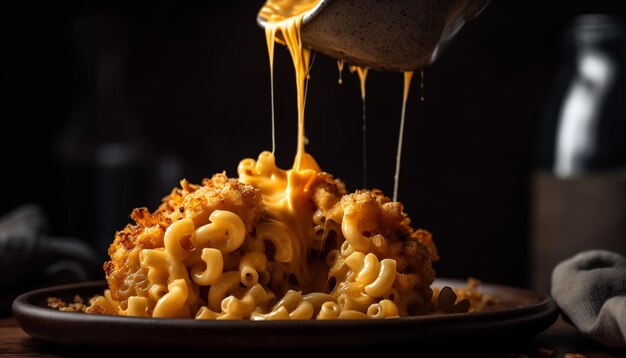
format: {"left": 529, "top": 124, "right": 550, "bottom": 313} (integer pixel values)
{"left": 88, "top": 154, "right": 438, "bottom": 320}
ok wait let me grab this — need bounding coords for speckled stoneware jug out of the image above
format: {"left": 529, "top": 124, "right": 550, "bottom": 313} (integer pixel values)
{"left": 258, "top": 0, "right": 491, "bottom": 71}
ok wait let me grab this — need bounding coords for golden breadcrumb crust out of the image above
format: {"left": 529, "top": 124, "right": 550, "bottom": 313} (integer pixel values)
{"left": 104, "top": 173, "right": 262, "bottom": 304}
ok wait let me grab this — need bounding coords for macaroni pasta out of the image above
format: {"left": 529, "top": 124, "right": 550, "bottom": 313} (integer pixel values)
{"left": 95, "top": 152, "right": 439, "bottom": 320}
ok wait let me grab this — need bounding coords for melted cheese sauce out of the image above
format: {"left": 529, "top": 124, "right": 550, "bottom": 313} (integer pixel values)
{"left": 259, "top": 0, "right": 320, "bottom": 171}
{"left": 238, "top": 151, "right": 320, "bottom": 291}
{"left": 255, "top": 0, "right": 323, "bottom": 291}
{"left": 393, "top": 71, "right": 414, "bottom": 202}
{"left": 266, "top": 26, "right": 277, "bottom": 154}
{"left": 257, "top": 0, "right": 415, "bottom": 281}
{"left": 349, "top": 65, "right": 369, "bottom": 101}
{"left": 337, "top": 60, "right": 344, "bottom": 84}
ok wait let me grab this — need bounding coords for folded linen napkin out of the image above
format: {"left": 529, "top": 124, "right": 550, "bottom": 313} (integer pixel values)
{"left": 552, "top": 250, "right": 626, "bottom": 348}
{"left": 0, "top": 205, "right": 100, "bottom": 312}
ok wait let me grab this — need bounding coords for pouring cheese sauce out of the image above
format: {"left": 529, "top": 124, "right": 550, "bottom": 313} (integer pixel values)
{"left": 259, "top": 0, "right": 415, "bottom": 201}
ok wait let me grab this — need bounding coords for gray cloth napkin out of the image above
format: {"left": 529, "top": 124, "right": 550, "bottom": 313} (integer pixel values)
{"left": 0, "top": 205, "right": 100, "bottom": 312}
{"left": 552, "top": 250, "right": 626, "bottom": 348}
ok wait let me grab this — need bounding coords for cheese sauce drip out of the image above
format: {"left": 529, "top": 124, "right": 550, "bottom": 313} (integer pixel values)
{"left": 393, "top": 71, "right": 414, "bottom": 202}
{"left": 337, "top": 60, "right": 344, "bottom": 84}
{"left": 255, "top": 0, "right": 323, "bottom": 291}
{"left": 259, "top": 0, "right": 321, "bottom": 171}
{"left": 265, "top": 26, "right": 277, "bottom": 154}
{"left": 349, "top": 65, "right": 369, "bottom": 101}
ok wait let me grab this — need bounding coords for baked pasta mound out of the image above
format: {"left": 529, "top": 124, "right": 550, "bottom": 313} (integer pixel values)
{"left": 90, "top": 151, "right": 439, "bottom": 319}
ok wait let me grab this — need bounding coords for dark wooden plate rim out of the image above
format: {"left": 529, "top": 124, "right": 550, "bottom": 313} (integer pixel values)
{"left": 12, "top": 278, "right": 559, "bottom": 349}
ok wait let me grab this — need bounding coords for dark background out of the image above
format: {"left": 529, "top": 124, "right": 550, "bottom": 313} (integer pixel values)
{"left": 3, "top": 1, "right": 625, "bottom": 288}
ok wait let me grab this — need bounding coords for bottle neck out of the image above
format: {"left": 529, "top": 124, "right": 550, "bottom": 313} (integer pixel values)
{"left": 565, "top": 15, "right": 626, "bottom": 62}
{"left": 536, "top": 15, "right": 626, "bottom": 178}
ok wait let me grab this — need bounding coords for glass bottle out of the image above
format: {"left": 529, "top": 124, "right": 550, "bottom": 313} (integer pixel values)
{"left": 531, "top": 15, "right": 626, "bottom": 294}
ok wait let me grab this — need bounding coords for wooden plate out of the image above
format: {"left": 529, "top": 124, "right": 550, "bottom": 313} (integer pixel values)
{"left": 12, "top": 278, "right": 558, "bottom": 350}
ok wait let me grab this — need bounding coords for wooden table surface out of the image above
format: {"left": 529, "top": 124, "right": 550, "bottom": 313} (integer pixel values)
{"left": 1, "top": 315, "right": 624, "bottom": 357}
